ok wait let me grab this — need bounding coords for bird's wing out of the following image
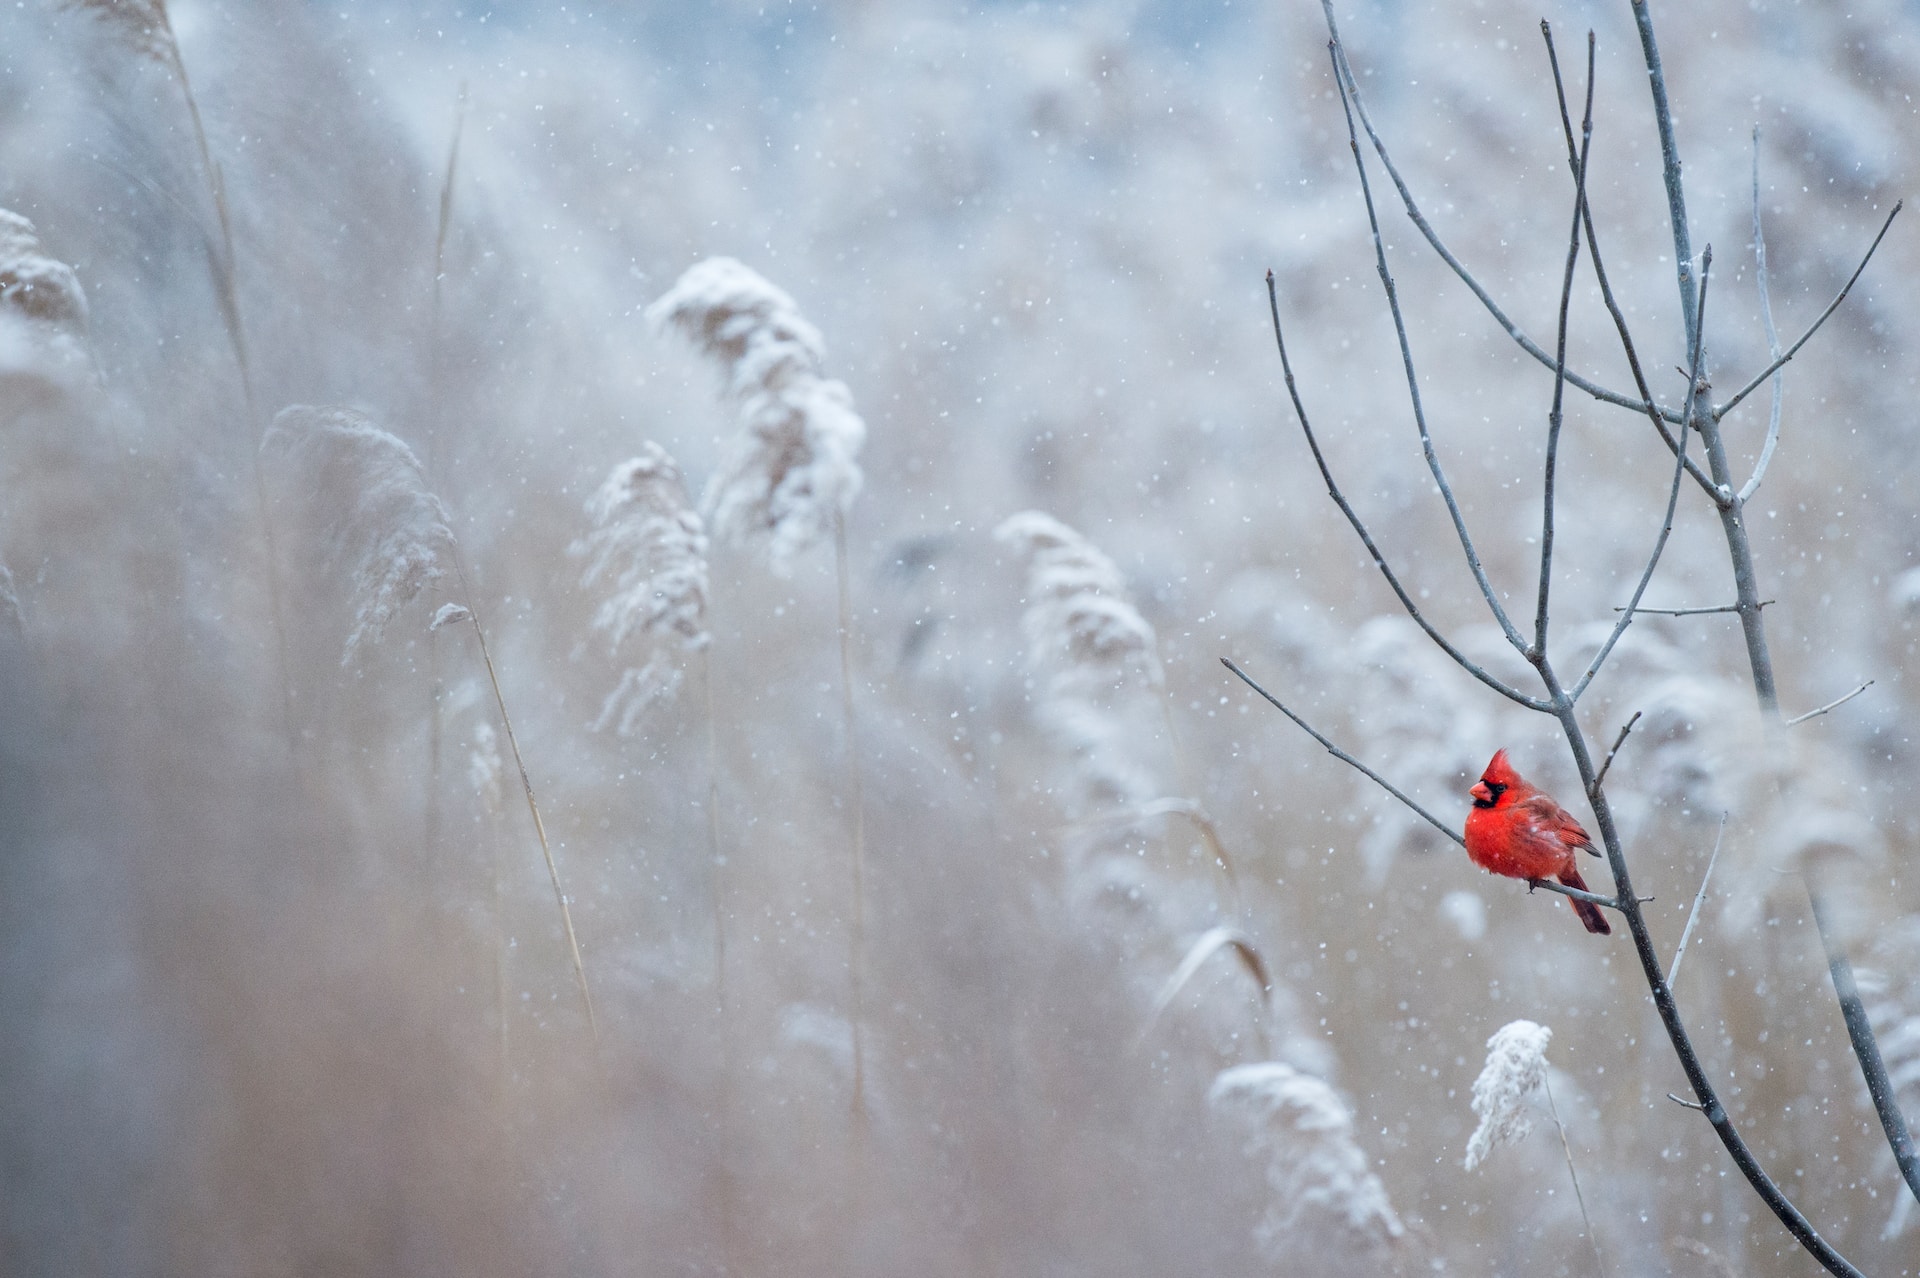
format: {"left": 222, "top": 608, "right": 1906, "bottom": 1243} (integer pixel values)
{"left": 1518, "top": 792, "right": 1594, "bottom": 851}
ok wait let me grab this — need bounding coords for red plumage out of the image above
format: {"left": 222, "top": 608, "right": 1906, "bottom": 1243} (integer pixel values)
{"left": 1463, "top": 749, "right": 1611, "bottom": 935}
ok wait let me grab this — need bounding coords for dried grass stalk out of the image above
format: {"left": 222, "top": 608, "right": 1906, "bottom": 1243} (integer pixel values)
{"left": 997, "top": 510, "right": 1164, "bottom": 807}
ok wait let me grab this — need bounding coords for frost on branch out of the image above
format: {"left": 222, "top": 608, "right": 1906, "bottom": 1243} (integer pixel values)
{"left": 261, "top": 405, "right": 455, "bottom": 663}
{"left": 1209, "top": 1062, "right": 1404, "bottom": 1262}
{"left": 1464, "top": 1019, "right": 1552, "bottom": 1171}
{"left": 997, "top": 510, "right": 1164, "bottom": 809}
{"left": 647, "top": 257, "right": 864, "bottom": 572}
{"left": 570, "top": 442, "right": 711, "bottom": 735}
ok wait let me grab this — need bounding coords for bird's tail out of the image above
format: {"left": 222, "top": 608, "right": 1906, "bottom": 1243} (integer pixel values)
{"left": 1559, "top": 866, "right": 1612, "bottom": 936}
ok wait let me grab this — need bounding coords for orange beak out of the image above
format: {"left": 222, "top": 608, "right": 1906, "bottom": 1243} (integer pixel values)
{"left": 1469, "top": 780, "right": 1492, "bottom": 803}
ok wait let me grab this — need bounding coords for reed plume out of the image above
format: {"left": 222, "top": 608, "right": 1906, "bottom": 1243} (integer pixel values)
{"left": 1464, "top": 1019, "right": 1552, "bottom": 1171}
{"left": 0, "top": 210, "right": 87, "bottom": 332}
{"left": 650, "top": 254, "right": 870, "bottom": 1114}
{"left": 262, "top": 404, "right": 597, "bottom": 1041}
{"left": 571, "top": 443, "right": 711, "bottom": 736}
{"left": 1209, "top": 1062, "right": 1404, "bottom": 1260}
{"left": 647, "top": 256, "right": 865, "bottom": 571}
{"left": 996, "top": 510, "right": 1164, "bottom": 808}
{"left": 260, "top": 406, "right": 453, "bottom": 662}
{"left": 0, "top": 209, "right": 90, "bottom": 388}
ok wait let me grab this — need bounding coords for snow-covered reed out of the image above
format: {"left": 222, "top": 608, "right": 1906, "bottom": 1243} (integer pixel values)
{"left": 0, "top": 210, "right": 86, "bottom": 332}
{"left": 0, "top": 209, "right": 89, "bottom": 387}
{"left": 1464, "top": 1019, "right": 1552, "bottom": 1170}
{"left": 1209, "top": 1062, "right": 1404, "bottom": 1260}
{"left": 571, "top": 442, "right": 710, "bottom": 735}
{"left": 997, "top": 510, "right": 1163, "bottom": 808}
{"left": 261, "top": 406, "right": 454, "bottom": 662}
{"left": 647, "top": 257, "right": 864, "bottom": 571}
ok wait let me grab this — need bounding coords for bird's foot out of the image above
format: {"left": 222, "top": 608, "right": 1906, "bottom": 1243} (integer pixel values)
{"left": 1526, "top": 877, "right": 1543, "bottom": 894}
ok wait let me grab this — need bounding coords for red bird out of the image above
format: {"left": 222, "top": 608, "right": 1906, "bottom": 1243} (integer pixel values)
{"left": 1464, "top": 749, "right": 1611, "bottom": 935}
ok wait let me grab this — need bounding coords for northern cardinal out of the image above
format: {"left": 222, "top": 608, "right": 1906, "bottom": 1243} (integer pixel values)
{"left": 1464, "top": 749, "right": 1612, "bottom": 935}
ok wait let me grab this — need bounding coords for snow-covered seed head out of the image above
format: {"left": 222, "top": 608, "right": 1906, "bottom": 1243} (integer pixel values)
{"left": 647, "top": 257, "right": 864, "bottom": 572}
{"left": 1464, "top": 1019, "right": 1553, "bottom": 1170}
{"left": 0, "top": 211, "right": 87, "bottom": 332}
{"left": 996, "top": 510, "right": 1162, "bottom": 689}
{"left": 261, "top": 405, "right": 454, "bottom": 664}
{"left": 1209, "top": 1062, "right": 1405, "bottom": 1258}
{"left": 997, "top": 510, "right": 1165, "bottom": 806}
{"left": 570, "top": 442, "right": 711, "bottom": 735}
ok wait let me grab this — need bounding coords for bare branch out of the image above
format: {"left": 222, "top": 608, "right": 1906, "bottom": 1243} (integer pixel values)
{"left": 1567, "top": 252, "right": 1709, "bottom": 704}
{"left": 1264, "top": 274, "right": 1546, "bottom": 710}
{"left": 1539, "top": 22, "right": 1718, "bottom": 499}
{"left": 1714, "top": 201, "right": 1902, "bottom": 422}
{"left": 1532, "top": 28, "right": 1595, "bottom": 663}
{"left": 1220, "top": 657, "right": 1466, "bottom": 849}
{"left": 1525, "top": 876, "right": 1621, "bottom": 912}
{"left": 1627, "top": 7, "right": 1862, "bottom": 1268}
{"left": 1737, "top": 128, "right": 1784, "bottom": 504}
{"left": 1591, "top": 710, "right": 1641, "bottom": 791}
{"left": 1784, "top": 680, "right": 1873, "bottom": 727}
{"left": 1325, "top": 41, "right": 1531, "bottom": 659}
{"left": 1318, "top": 3, "right": 1679, "bottom": 423}
{"left": 1613, "top": 601, "right": 1771, "bottom": 617}
{"left": 1806, "top": 887, "right": 1920, "bottom": 1209}
{"left": 1667, "top": 813, "right": 1727, "bottom": 990}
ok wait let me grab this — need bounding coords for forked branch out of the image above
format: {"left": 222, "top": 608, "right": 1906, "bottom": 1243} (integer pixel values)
{"left": 1326, "top": 40, "right": 1530, "bottom": 661}
{"left": 1264, "top": 275, "right": 1545, "bottom": 712}
{"left": 1713, "top": 201, "right": 1902, "bottom": 423}
{"left": 1318, "top": 0, "right": 1681, "bottom": 425}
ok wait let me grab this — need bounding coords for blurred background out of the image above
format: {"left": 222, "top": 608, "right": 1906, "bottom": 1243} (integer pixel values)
{"left": 2, "top": 0, "right": 1918, "bottom": 1273}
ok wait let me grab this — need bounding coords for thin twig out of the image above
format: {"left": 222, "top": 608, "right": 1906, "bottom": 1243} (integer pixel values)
{"left": 1544, "top": 1071, "right": 1607, "bottom": 1278}
{"left": 1737, "top": 128, "right": 1785, "bottom": 504}
{"left": 1527, "top": 877, "right": 1624, "bottom": 911}
{"left": 1539, "top": 22, "right": 1717, "bottom": 497}
{"left": 1264, "top": 274, "right": 1545, "bottom": 711}
{"left": 1666, "top": 814, "right": 1727, "bottom": 990}
{"left": 1613, "top": 601, "right": 1770, "bottom": 617}
{"left": 1667, "top": 1093, "right": 1707, "bottom": 1112}
{"left": 1591, "top": 711, "right": 1640, "bottom": 791}
{"left": 1784, "top": 680, "right": 1873, "bottom": 727}
{"left": 1326, "top": 40, "right": 1532, "bottom": 661}
{"left": 1567, "top": 253, "right": 1707, "bottom": 704}
{"left": 1714, "top": 202, "right": 1902, "bottom": 422}
{"left": 1319, "top": 3, "right": 1680, "bottom": 424}
{"left": 1532, "top": 28, "right": 1596, "bottom": 664}
{"left": 835, "top": 511, "right": 869, "bottom": 1121}
{"left": 1221, "top": 658, "right": 1465, "bottom": 849}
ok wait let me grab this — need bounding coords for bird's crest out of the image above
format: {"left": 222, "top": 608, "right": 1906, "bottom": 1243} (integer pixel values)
{"left": 1480, "top": 748, "right": 1520, "bottom": 787}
